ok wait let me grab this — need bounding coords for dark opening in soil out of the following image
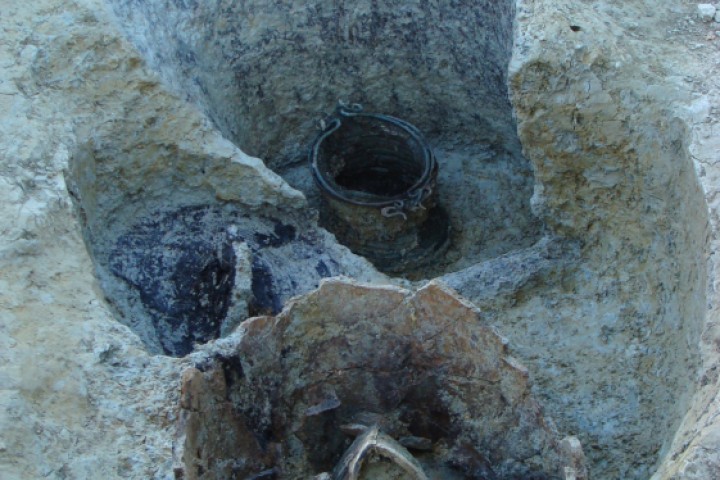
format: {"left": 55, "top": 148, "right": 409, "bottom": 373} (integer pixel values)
{"left": 333, "top": 149, "right": 420, "bottom": 197}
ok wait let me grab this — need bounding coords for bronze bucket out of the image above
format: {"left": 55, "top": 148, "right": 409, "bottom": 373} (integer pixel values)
{"left": 310, "top": 103, "right": 449, "bottom": 274}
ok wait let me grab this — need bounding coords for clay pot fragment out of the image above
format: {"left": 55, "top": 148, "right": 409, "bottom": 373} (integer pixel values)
{"left": 175, "top": 279, "right": 587, "bottom": 479}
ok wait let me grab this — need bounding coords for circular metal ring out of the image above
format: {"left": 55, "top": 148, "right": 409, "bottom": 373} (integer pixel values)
{"left": 309, "top": 103, "right": 437, "bottom": 213}
{"left": 308, "top": 103, "right": 449, "bottom": 275}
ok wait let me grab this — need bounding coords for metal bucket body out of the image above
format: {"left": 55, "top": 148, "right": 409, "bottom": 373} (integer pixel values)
{"left": 310, "top": 104, "right": 449, "bottom": 274}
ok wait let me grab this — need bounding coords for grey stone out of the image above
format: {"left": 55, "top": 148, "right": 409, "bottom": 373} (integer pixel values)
{"left": 697, "top": 4, "right": 717, "bottom": 22}
{"left": 2, "top": 1, "right": 720, "bottom": 479}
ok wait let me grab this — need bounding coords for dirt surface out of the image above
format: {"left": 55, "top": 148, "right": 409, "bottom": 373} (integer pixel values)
{"left": 1, "top": 1, "right": 720, "bottom": 479}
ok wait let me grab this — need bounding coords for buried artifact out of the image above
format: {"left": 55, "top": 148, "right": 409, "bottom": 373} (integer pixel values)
{"left": 175, "top": 280, "right": 587, "bottom": 479}
{"left": 310, "top": 104, "right": 450, "bottom": 274}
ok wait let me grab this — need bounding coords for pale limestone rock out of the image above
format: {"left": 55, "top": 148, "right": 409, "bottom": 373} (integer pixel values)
{"left": 0, "top": 0, "right": 326, "bottom": 477}
{"left": 508, "top": 1, "right": 708, "bottom": 476}
{"left": 221, "top": 241, "right": 253, "bottom": 337}
{"left": 1, "top": 0, "right": 720, "bottom": 479}
{"left": 697, "top": 4, "right": 717, "bottom": 22}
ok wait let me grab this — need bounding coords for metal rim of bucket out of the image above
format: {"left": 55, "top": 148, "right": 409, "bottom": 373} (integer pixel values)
{"left": 309, "top": 103, "right": 437, "bottom": 218}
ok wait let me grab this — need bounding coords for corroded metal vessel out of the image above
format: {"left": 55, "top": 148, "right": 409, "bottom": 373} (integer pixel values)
{"left": 310, "top": 103, "right": 449, "bottom": 274}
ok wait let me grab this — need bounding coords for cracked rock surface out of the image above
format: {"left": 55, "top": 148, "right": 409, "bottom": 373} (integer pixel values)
{"left": 1, "top": 0, "right": 720, "bottom": 479}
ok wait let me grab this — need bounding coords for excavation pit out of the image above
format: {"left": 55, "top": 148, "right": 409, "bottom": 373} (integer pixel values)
{"left": 310, "top": 104, "right": 450, "bottom": 274}
{"left": 107, "top": 0, "right": 541, "bottom": 281}
{"left": 77, "top": 0, "right": 709, "bottom": 478}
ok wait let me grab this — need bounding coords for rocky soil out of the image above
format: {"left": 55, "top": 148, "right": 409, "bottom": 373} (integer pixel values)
{"left": 1, "top": 1, "right": 719, "bottom": 479}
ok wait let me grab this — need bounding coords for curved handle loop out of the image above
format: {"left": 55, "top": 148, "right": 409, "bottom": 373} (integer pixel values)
{"left": 310, "top": 101, "right": 436, "bottom": 220}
